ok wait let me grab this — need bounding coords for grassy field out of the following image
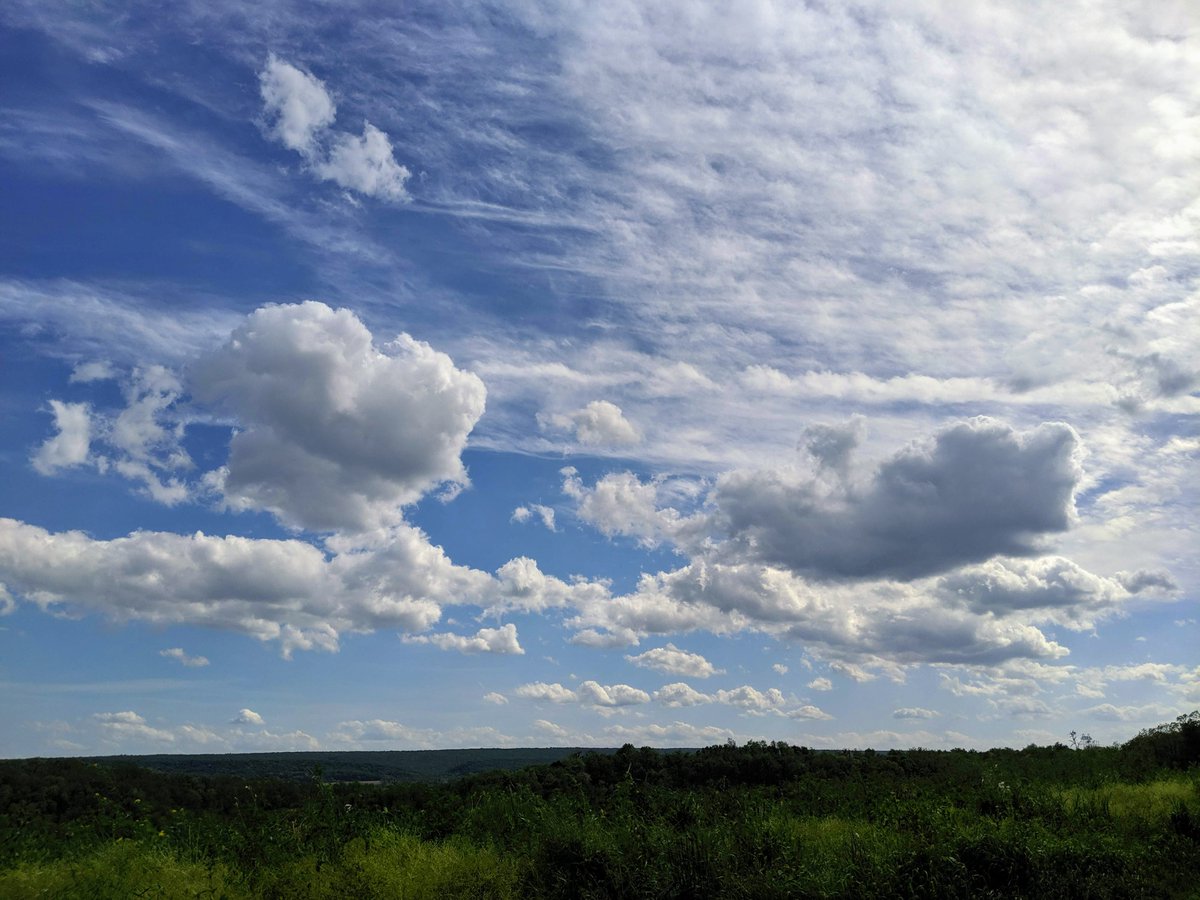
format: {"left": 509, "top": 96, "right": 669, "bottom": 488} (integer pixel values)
{"left": 2, "top": 715, "right": 1198, "bottom": 898}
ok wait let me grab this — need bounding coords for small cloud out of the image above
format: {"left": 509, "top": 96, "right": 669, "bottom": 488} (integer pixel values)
{"left": 32, "top": 400, "right": 92, "bottom": 475}
{"left": 807, "top": 677, "right": 833, "bottom": 691}
{"left": 893, "top": 707, "right": 939, "bottom": 720}
{"left": 772, "top": 664, "right": 789, "bottom": 675}
{"left": 316, "top": 123, "right": 411, "bottom": 202}
{"left": 483, "top": 692, "right": 508, "bottom": 705}
{"left": 70, "top": 361, "right": 116, "bottom": 383}
{"left": 159, "top": 647, "right": 209, "bottom": 668}
{"left": 407, "top": 623, "right": 524, "bottom": 655}
{"left": 232, "top": 708, "right": 265, "bottom": 726}
{"left": 626, "top": 643, "right": 722, "bottom": 679}
{"left": 258, "top": 56, "right": 409, "bottom": 201}
{"left": 259, "top": 55, "right": 336, "bottom": 155}
{"left": 544, "top": 400, "right": 641, "bottom": 446}
{"left": 511, "top": 504, "right": 557, "bottom": 531}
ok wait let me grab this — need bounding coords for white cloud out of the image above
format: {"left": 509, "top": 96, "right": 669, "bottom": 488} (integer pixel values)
{"left": 626, "top": 643, "right": 721, "bottom": 678}
{"left": 516, "top": 680, "right": 650, "bottom": 708}
{"left": 483, "top": 692, "right": 508, "bottom": 705}
{"left": 232, "top": 708, "right": 264, "bottom": 726}
{"left": 258, "top": 56, "right": 409, "bottom": 200}
{"left": 259, "top": 55, "right": 336, "bottom": 155}
{"left": 94, "top": 710, "right": 175, "bottom": 743}
{"left": 159, "top": 647, "right": 209, "bottom": 668}
{"left": 546, "top": 400, "right": 641, "bottom": 446}
{"left": 31, "top": 400, "right": 92, "bottom": 475}
{"left": 193, "top": 302, "right": 485, "bottom": 532}
{"left": 772, "top": 664, "right": 788, "bottom": 675}
{"left": 407, "top": 623, "right": 524, "bottom": 655}
{"left": 893, "top": 707, "right": 939, "bottom": 720}
{"left": 0, "top": 517, "right": 496, "bottom": 655}
{"left": 807, "top": 677, "right": 832, "bottom": 691}
{"left": 70, "top": 360, "right": 115, "bottom": 383}
{"left": 561, "top": 468, "right": 707, "bottom": 549}
{"left": 317, "top": 123, "right": 410, "bottom": 201}
{"left": 515, "top": 681, "right": 579, "bottom": 704}
{"left": 511, "top": 504, "right": 557, "bottom": 531}
{"left": 651, "top": 681, "right": 831, "bottom": 719}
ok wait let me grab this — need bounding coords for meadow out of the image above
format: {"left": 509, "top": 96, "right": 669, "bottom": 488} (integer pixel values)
{"left": 1, "top": 713, "right": 1197, "bottom": 898}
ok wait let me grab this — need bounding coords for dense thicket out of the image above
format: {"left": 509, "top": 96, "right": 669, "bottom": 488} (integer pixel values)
{"left": 2, "top": 713, "right": 1198, "bottom": 898}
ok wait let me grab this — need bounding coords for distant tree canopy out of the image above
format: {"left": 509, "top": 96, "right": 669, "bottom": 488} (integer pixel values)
{"left": 1122, "top": 711, "right": 1200, "bottom": 771}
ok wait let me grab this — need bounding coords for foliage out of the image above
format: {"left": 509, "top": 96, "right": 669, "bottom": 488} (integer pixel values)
{"left": 2, "top": 714, "right": 1199, "bottom": 898}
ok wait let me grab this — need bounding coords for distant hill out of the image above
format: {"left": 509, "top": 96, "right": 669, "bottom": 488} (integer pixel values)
{"left": 76, "top": 748, "right": 622, "bottom": 783}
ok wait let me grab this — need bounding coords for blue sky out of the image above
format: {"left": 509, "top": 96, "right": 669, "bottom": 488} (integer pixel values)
{"left": 1, "top": 0, "right": 1197, "bottom": 757}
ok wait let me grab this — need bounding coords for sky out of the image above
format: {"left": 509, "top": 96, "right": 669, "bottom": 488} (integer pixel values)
{"left": 0, "top": 0, "right": 1197, "bottom": 757}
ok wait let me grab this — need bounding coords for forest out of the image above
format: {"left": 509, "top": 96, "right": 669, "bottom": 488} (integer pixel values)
{"left": 1, "top": 712, "right": 1198, "bottom": 898}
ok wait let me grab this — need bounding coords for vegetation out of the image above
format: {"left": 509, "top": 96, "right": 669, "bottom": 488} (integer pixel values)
{"left": 2, "top": 713, "right": 1198, "bottom": 898}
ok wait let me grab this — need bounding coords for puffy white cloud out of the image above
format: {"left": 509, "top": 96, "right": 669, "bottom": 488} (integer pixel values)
{"left": 408, "top": 623, "right": 524, "bottom": 655}
{"left": 626, "top": 643, "right": 721, "bottom": 678}
{"left": 562, "top": 468, "right": 707, "bottom": 549}
{"left": 317, "top": 123, "right": 410, "bottom": 201}
{"left": 491, "top": 556, "right": 609, "bottom": 614}
{"left": 31, "top": 400, "right": 92, "bottom": 474}
{"left": 653, "top": 682, "right": 712, "bottom": 708}
{"left": 516, "top": 680, "right": 650, "bottom": 708}
{"left": 937, "top": 556, "right": 1129, "bottom": 628}
{"left": 515, "top": 682, "right": 578, "bottom": 704}
{"left": 259, "top": 55, "right": 336, "bottom": 155}
{"left": 772, "top": 664, "right": 789, "bottom": 675}
{"left": 159, "top": 647, "right": 209, "bottom": 668}
{"left": 94, "top": 711, "right": 175, "bottom": 744}
{"left": 716, "top": 419, "right": 1082, "bottom": 580}
{"left": 483, "top": 692, "right": 508, "bottom": 705}
{"left": 546, "top": 400, "right": 641, "bottom": 446}
{"left": 193, "top": 302, "right": 485, "bottom": 532}
{"left": 258, "top": 56, "right": 409, "bottom": 200}
{"left": 511, "top": 504, "right": 556, "bottom": 531}
{"left": 807, "top": 677, "right": 833, "bottom": 691}
{"left": 0, "top": 517, "right": 497, "bottom": 655}
{"left": 576, "top": 680, "right": 651, "bottom": 707}
{"left": 232, "top": 708, "right": 264, "bottom": 726}
{"left": 652, "top": 681, "right": 830, "bottom": 719}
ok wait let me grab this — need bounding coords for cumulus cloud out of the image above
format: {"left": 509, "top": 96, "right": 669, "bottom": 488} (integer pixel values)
{"left": 626, "top": 643, "right": 721, "bottom": 678}
{"left": 561, "top": 468, "right": 707, "bottom": 549}
{"left": 516, "top": 680, "right": 649, "bottom": 708}
{"left": 807, "top": 677, "right": 833, "bottom": 691}
{"left": 159, "top": 647, "right": 209, "bottom": 668}
{"left": 483, "top": 692, "right": 508, "bottom": 705}
{"left": 938, "top": 556, "right": 1129, "bottom": 627}
{"left": 716, "top": 419, "right": 1082, "bottom": 580}
{"left": 407, "top": 623, "right": 524, "bottom": 655}
{"left": 259, "top": 55, "right": 336, "bottom": 155}
{"left": 193, "top": 302, "right": 485, "bottom": 532}
{"left": 0, "top": 517, "right": 498, "bottom": 655}
{"left": 232, "top": 708, "right": 264, "bottom": 726}
{"left": 259, "top": 56, "right": 409, "bottom": 200}
{"left": 772, "top": 664, "right": 789, "bottom": 675}
{"left": 511, "top": 504, "right": 557, "bottom": 531}
{"left": 31, "top": 400, "right": 92, "bottom": 475}
{"left": 652, "top": 681, "right": 831, "bottom": 719}
{"left": 317, "top": 124, "right": 411, "bottom": 201}
{"left": 545, "top": 400, "right": 641, "bottom": 446}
